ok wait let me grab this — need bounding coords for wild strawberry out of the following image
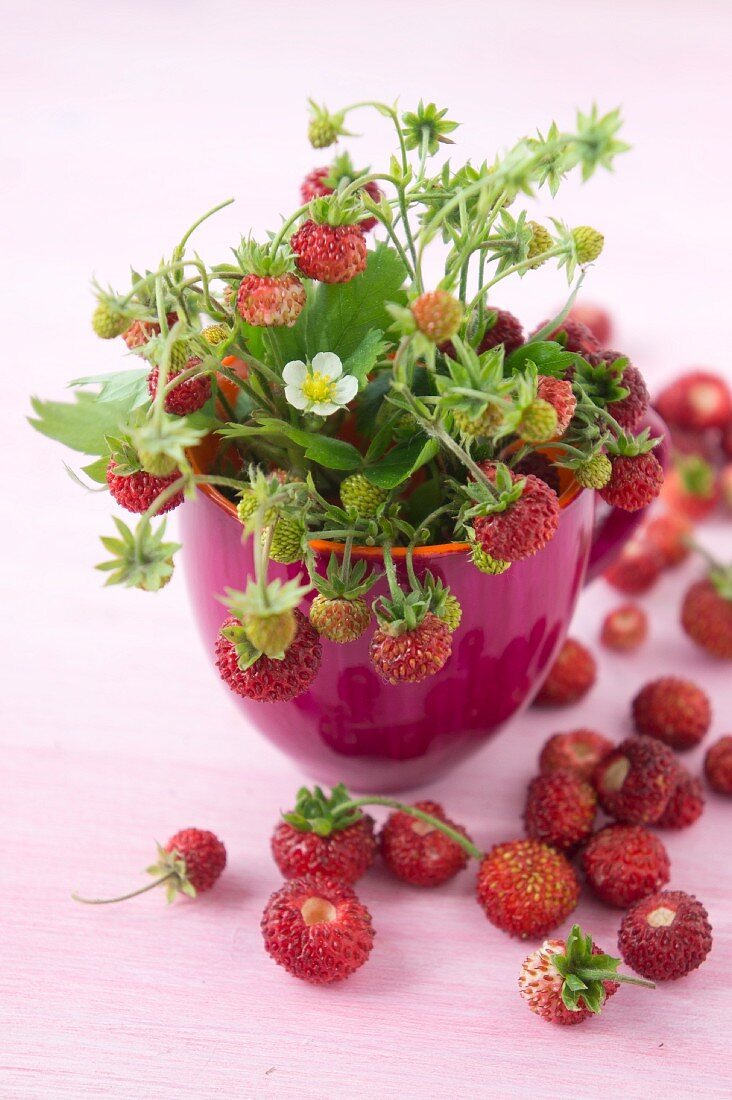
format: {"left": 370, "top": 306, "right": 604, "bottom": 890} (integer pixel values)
{"left": 236, "top": 273, "right": 306, "bottom": 327}
{"left": 300, "top": 154, "right": 382, "bottom": 231}
{"left": 476, "top": 839, "right": 580, "bottom": 939}
{"left": 656, "top": 771, "right": 705, "bottom": 829}
{"left": 147, "top": 359, "right": 211, "bottom": 416}
{"left": 92, "top": 301, "right": 128, "bottom": 339}
{"left": 600, "top": 451, "right": 664, "bottom": 512}
{"left": 661, "top": 456, "right": 719, "bottom": 520}
{"left": 122, "top": 312, "right": 177, "bottom": 351}
{"left": 339, "top": 473, "right": 388, "bottom": 516}
{"left": 517, "top": 398, "right": 558, "bottom": 443}
{"left": 267, "top": 516, "right": 306, "bottom": 564}
{"left": 310, "top": 595, "right": 371, "bottom": 643}
{"left": 618, "top": 890, "right": 712, "bottom": 981}
{"left": 469, "top": 543, "right": 512, "bottom": 574}
{"left": 534, "top": 638, "right": 597, "bottom": 707}
{"left": 526, "top": 221, "right": 553, "bottom": 267}
{"left": 539, "top": 729, "right": 614, "bottom": 781}
{"left": 536, "top": 376, "right": 576, "bottom": 434}
{"left": 73, "top": 828, "right": 226, "bottom": 905}
{"left": 643, "top": 511, "right": 692, "bottom": 567}
{"left": 524, "top": 771, "right": 597, "bottom": 851}
{"left": 106, "top": 458, "right": 183, "bottom": 515}
{"left": 603, "top": 539, "right": 664, "bottom": 595}
{"left": 452, "top": 403, "right": 504, "bottom": 437}
{"left": 575, "top": 453, "right": 612, "bottom": 490}
{"left": 681, "top": 574, "right": 732, "bottom": 658}
{"left": 380, "top": 800, "right": 472, "bottom": 887}
{"left": 582, "top": 825, "right": 670, "bottom": 908}
{"left": 567, "top": 302, "right": 612, "bottom": 346}
{"left": 518, "top": 928, "right": 626, "bottom": 1025}
{"left": 271, "top": 816, "right": 376, "bottom": 885}
{"left": 291, "top": 220, "right": 366, "bottom": 284}
{"left": 306, "top": 102, "right": 348, "bottom": 149}
{"left": 410, "top": 290, "right": 463, "bottom": 344}
{"left": 202, "top": 323, "right": 230, "bottom": 345}
{"left": 478, "top": 308, "right": 524, "bottom": 356}
{"left": 632, "top": 677, "right": 711, "bottom": 750}
{"left": 607, "top": 364, "right": 650, "bottom": 432}
{"left": 473, "top": 474, "right": 560, "bottom": 561}
{"left": 572, "top": 225, "right": 604, "bottom": 263}
{"left": 369, "top": 612, "right": 452, "bottom": 685}
{"left": 216, "top": 610, "right": 322, "bottom": 702}
{"left": 594, "top": 736, "right": 679, "bottom": 825}
{"left": 531, "top": 317, "right": 600, "bottom": 357}
{"left": 601, "top": 603, "right": 648, "bottom": 651}
{"left": 655, "top": 370, "right": 732, "bottom": 431}
{"left": 705, "top": 735, "right": 732, "bottom": 795}
{"left": 511, "top": 450, "right": 561, "bottom": 494}
{"left": 261, "top": 876, "right": 374, "bottom": 984}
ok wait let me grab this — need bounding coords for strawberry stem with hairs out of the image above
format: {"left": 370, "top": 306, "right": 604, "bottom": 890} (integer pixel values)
{"left": 552, "top": 925, "right": 655, "bottom": 1014}
{"left": 72, "top": 874, "right": 176, "bottom": 906}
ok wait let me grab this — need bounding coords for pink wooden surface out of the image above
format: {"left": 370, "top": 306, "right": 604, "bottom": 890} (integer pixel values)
{"left": 4, "top": 1, "right": 732, "bottom": 1095}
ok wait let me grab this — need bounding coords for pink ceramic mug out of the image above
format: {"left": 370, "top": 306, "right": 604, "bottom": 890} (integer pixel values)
{"left": 181, "top": 412, "right": 666, "bottom": 792}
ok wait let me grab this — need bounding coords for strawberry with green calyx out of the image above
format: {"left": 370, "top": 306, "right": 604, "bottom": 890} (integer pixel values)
{"left": 662, "top": 455, "right": 719, "bottom": 520}
{"left": 130, "top": 415, "right": 205, "bottom": 479}
{"left": 572, "top": 226, "right": 604, "bottom": 264}
{"left": 681, "top": 546, "right": 732, "bottom": 659}
{"left": 92, "top": 299, "right": 129, "bottom": 340}
{"left": 306, "top": 99, "right": 353, "bottom": 149}
{"left": 433, "top": 341, "right": 511, "bottom": 438}
{"left": 457, "top": 461, "right": 560, "bottom": 562}
{"left": 526, "top": 221, "right": 554, "bottom": 268}
{"left": 574, "top": 451, "right": 613, "bottom": 489}
{"left": 339, "top": 473, "right": 389, "bottom": 517}
{"left": 267, "top": 515, "right": 307, "bottom": 564}
{"left": 519, "top": 924, "right": 654, "bottom": 1025}
{"left": 467, "top": 532, "right": 512, "bottom": 575}
{"left": 291, "top": 194, "right": 367, "bottom": 284}
{"left": 300, "top": 152, "right": 382, "bottom": 232}
{"left": 234, "top": 239, "right": 306, "bottom": 328}
{"left": 600, "top": 429, "right": 664, "bottom": 512}
{"left": 73, "top": 828, "right": 227, "bottom": 906}
{"left": 309, "top": 546, "right": 380, "bottom": 643}
{"left": 402, "top": 101, "right": 459, "bottom": 156}
{"left": 421, "top": 570, "right": 462, "bottom": 631}
{"left": 222, "top": 574, "right": 312, "bottom": 660}
{"left": 573, "top": 353, "right": 631, "bottom": 409}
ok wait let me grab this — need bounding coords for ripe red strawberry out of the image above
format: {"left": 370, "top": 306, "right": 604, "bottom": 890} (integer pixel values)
{"left": 536, "top": 375, "right": 576, "bottom": 434}
{"left": 594, "top": 736, "right": 679, "bottom": 825}
{"left": 291, "top": 221, "right": 366, "bottom": 284}
{"left": 681, "top": 576, "right": 732, "bottom": 658}
{"left": 720, "top": 464, "right": 732, "bottom": 512}
{"left": 524, "top": 771, "right": 597, "bottom": 851}
{"left": 261, "top": 876, "right": 375, "bottom": 984}
{"left": 656, "top": 771, "right": 705, "bottom": 828}
{"left": 411, "top": 290, "right": 463, "bottom": 344}
{"left": 539, "top": 729, "right": 614, "bottom": 781}
{"left": 603, "top": 539, "right": 664, "bottom": 594}
{"left": 309, "top": 595, "right": 370, "bottom": 643}
{"left": 147, "top": 359, "right": 211, "bottom": 416}
{"left": 478, "top": 308, "right": 524, "bottom": 356}
{"left": 655, "top": 370, "right": 732, "bottom": 431}
{"left": 531, "top": 317, "right": 600, "bottom": 357}
{"left": 722, "top": 421, "right": 732, "bottom": 461}
{"left": 601, "top": 603, "right": 648, "bottom": 652}
{"left": 236, "top": 272, "right": 306, "bottom": 327}
{"left": 122, "top": 311, "right": 178, "bottom": 350}
{"left": 300, "top": 167, "right": 381, "bottom": 231}
{"left": 216, "top": 610, "right": 322, "bottom": 702}
{"left": 632, "top": 677, "right": 711, "bottom": 750}
{"left": 271, "top": 815, "right": 376, "bottom": 884}
{"left": 607, "top": 363, "right": 650, "bottom": 431}
{"left": 369, "top": 612, "right": 451, "bottom": 684}
{"left": 661, "top": 457, "right": 719, "bottom": 520}
{"left": 600, "top": 452, "right": 664, "bottom": 512}
{"left": 519, "top": 930, "right": 621, "bottom": 1025}
{"left": 567, "top": 302, "right": 612, "bottom": 346}
{"left": 705, "top": 735, "right": 732, "bottom": 794}
{"left": 643, "top": 511, "right": 692, "bottom": 567}
{"left": 73, "top": 828, "right": 226, "bottom": 905}
{"left": 618, "top": 890, "right": 712, "bottom": 981}
{"left": 473, "top": 474, "right": 560, "bottom": 561}
{"left": 534, "top": 638, "right": 597, "bottom": 707}
{"left": 106, "top": 458, "right": 183, "bottom": 514}
{"left": 476, "top": 838, "right": 580, "bottom": 938}
{"left": 582, "top": 825, "right": 670, "bottom": 908}
{"left": 380, "top": 800, "right": 472, "bottom": 887}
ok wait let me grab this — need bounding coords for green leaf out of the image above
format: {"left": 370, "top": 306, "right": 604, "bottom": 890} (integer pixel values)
{"left": 29, "top": 393, "right": 134, "bottom": 456}
{"left": 81, "top": 456, "right": 111, "bottom": 483}
{"left": 506, "top": 341, "right": 576, "bottom": 378}
{"left": 253, "top": 419, "right": 362, "bottom": 471}
{"left": 363, "top": 436, "right": 439, "bottom": 489}
{"left": 343, "top": 329, "right": 387, "bottom": 387}
{"left": 69, "top": 368, "right": 150, "bottom": 408}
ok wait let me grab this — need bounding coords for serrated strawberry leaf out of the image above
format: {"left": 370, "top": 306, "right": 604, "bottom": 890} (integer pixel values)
{"left": 363, "top": 436, "right": 439, "bottom": 489}
{"left": 29, "top": 393, "right": 134, "bottom": 456}
{"left": 69, "top": 368, "right": 150, "bottom": 408}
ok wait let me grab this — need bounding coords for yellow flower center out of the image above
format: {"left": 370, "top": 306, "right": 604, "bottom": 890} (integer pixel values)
{"left": 301, "top": 370, "right": 336, "bottom": 404}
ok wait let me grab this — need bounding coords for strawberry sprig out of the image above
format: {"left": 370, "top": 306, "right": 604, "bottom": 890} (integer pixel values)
{"left": 552, "top": 925, "right": 654, "bottom": 1014}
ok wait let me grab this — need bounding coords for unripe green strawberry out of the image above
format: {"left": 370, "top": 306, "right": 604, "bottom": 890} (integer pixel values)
{"left": 92, "top": 302, "right": 127, "bottom": 339}
{"left": 244, "top": 608, "right": 296, "bottom": 658}
{"left": 436, "top": 594, "right": 462, "bottom": 631}
{"left": 169, "top": 341, "right": 190, "bottom": 370}
{"left": 470, "top": 544, "right": 512, "bottom": 575}
{"left": 527, "top": 222, "right": 553, "bottom": 268}
{"left": 518, "top": 399, "right": 559, "bottom": 443}
{"left": 411, "top": 291, "right": 463, "bottom": 344}
{"left": 138, "top": 450, "right": 178, "bottom": 478}
{"left": 572, "top": 226, "right": 604, "bottom": 264}
{"left": 202, "top": 324, "right": 230, "bottom": 345}
{"left": 237, "top": 492, "right": 277, "bottom": 527}
{"left": 309, "top": 595, "right": 371, "bottom": 643}
{"left": 453, "top": 403, "right": 504, "bottom": 438}
{"left": 576, "top": 453, "right": 612, "bottom": 489}
{"left": 268, "top": 517, "right": 305, "bottom": 563}
{"left": 340, "top": 474, "right": 388, "bottom": 517}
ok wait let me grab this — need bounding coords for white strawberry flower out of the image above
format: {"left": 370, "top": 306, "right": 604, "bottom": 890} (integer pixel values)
{"left": 282, "top": 352, "right": 358, "bottom": 417}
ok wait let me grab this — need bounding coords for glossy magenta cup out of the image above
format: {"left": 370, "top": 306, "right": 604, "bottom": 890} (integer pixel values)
{"left": 181, "top": 414, "right": 666, "bottom": 791}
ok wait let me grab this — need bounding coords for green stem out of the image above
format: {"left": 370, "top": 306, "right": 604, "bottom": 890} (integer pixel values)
{"left": 337, "top": 797, "right": 483, "bottom": 861}
{"left": 174, "top": 198, "right": 234, "bottom": 257}
{"left": 270, "top": 203, "right": 311, "bottom": 254}
{"left": 72, "top": 872, "right": 175, "bottom": 905}
{"left": 381, "top": 544, "right": 401, "bottom": 601}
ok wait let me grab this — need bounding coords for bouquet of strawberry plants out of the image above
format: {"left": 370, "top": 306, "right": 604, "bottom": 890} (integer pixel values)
{"left": 31, "top": 97, "right": 663, "bottom": 703}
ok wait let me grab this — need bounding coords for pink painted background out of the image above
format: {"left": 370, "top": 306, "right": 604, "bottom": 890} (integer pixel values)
{"left": 4, "top": 1, "right": 732, "bottom": 1096}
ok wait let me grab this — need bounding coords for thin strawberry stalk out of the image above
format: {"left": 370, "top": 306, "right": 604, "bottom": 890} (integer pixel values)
{"left": 72, "top": 873, "right": 176, "bottom": 905}
{"left": 333, "top": 796, "right": 483, "bottom": 860}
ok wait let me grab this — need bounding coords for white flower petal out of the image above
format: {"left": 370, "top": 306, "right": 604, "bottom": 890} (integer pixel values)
{"left": 311, "top": 400, "right": 340, "bottom": 416}
{"left": 284, "top": 384, "right": 309, "bottom": 410}
{"left": 311, "top": 351, "right": 343, "bottom": 380}
{"left": 333, "top": 375, "right": 358, "bottom": 404}
{"left": 282, "top": 360, "right": 307, "bottom": 385}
